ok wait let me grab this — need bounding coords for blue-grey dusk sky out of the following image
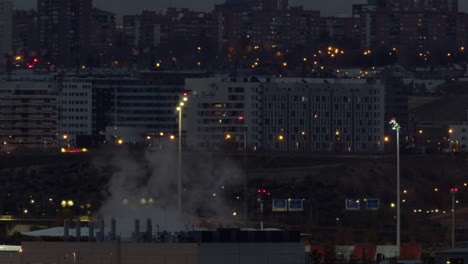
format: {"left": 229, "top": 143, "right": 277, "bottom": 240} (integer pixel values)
{"left": 12, "top": 0, "right": 468, "bottom": 16}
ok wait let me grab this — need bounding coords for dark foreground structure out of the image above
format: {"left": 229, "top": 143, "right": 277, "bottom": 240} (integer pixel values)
{"left": 435, "top": 248, "right": 468, "bottom": 264}
{"left": 9, "top": 228, "right": 304, "bottom": 264}
{"left": 19, "top": 241, "right": 303, "bottom": 264}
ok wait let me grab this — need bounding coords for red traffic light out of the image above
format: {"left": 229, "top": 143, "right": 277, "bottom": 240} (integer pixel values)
{"left": 32, "top": 58, "right": 38, "bottom": 63}
{"left": 238, "top": 116, "right": 244, "bottom": 120}
{"left": 451, "top": 188, "right": 459, "bottom": 193}
{"left": 257, "top": 189, "right": 266, "bottom": 193}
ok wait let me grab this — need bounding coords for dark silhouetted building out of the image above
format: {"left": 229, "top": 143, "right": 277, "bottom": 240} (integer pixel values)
{"left": 123, "top": 8, "right": 217, "bottom": 69}
{"left": 12, "top": 10, "right": 38, "bottom": 56}
{"left": 90, "top": 8, "right": 116, "bottom": 67}
{"left": 37, "top": 0, "right": 92, "bottom": 68}
{"left": 0, "top": 0, "right": 12, "bottom": 70}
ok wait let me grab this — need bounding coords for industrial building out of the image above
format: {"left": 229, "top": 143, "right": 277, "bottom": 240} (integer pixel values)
{"left": 16, "top": 218, "right": 303, "bottom": 264}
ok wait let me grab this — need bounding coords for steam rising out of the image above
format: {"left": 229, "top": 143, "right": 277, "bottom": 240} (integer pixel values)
{"left": 93, "top": 144, "right": 243, "bottom": 235}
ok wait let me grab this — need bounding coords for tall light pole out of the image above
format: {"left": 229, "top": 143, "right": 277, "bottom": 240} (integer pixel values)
{"left": 244, "top": 125, "right": 248, "bottom": 226}
{"left": 450, "top": 187, "right": 458, "bottom": 248}
{"left": 176, "top": 93, "right": 188, "bottom": 214}
{"left": 389, "top": 117, "right": 401, "bottom": 258}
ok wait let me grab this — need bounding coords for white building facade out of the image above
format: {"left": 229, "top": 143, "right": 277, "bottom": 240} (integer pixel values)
{"left": 262, "top": 79, "right": 385, "bottom": 152}
{"left": 0, "top": 81, "right": 58, "bottom": 151}
{"left": 185, "top": 76, "right": 262, "bottom": 151}
{"left": 58, "top": 80, "right": 93, "bottom": 146}
{"left": 185, "top": 77, "right": 386, "bottom": 153}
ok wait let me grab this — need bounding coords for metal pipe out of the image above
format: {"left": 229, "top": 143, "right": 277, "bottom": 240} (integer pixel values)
{"left": 146, "top": 218, "right": 152, "bottom": 242}
{"left": 134, "top": 219, "right": 140, "bottom": 242}
{"left": 156, "top": 224, "right": 159, "bottom": 242}
{"left": 64, "top": 219, "right": 70, "bottom": 242}
{"left": 75, "top": 219, "right": 81, "bottom": 242}
{"left": 99, "top": 219, "right": 105, "bottom": 242}
{"left": 111, "top": 218, "right": 116, "bottom": 240}
{"left": 88, "top": 221, "right": 94, "bottom": 241}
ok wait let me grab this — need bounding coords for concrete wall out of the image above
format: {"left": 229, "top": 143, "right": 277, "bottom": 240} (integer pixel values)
{"left": 0, "top": 252, "right": 19, "bottom": 264}
{"left": 199, "top": 243, "right": 304, "bottom": 264}
{"left": 20, "top": 242, "right": 303, "bottom": 264}
{"left": 21, "top": 242, "right": 198, "bottom": 264}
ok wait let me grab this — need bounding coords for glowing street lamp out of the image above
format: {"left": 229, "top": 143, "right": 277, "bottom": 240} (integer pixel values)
{"left": 389, "top": 117, "right": 401, "bottom": 258}
{"left": 176, "top": 93, "right": 188, "bottom": 213}
{"left": 450, "top": 188, "right": 458, "bottom": 248}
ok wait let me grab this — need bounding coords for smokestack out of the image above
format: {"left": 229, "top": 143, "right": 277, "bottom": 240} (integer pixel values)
{"left": 146, "top": 218, "right": 152, "bottom": 242}
{"left": 75, "top": 219, "right": 81, "bottom": 242}
{"left": 134, "top": 219, "right": 140, "bottom": 242}
{"left": 64, "top": 219, "right": 70, "bottom": 242}
{"left": 89, "top": 221, "right": 94, "bottom": 241}
{"left": 99, "top": 219, "right": 105, "bottom": 242}
{"left": 111, "top": 218, "right": 116, "bottom": 240}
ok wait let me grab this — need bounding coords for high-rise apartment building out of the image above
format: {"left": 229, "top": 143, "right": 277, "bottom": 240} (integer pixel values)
{"left": 216, "top": 5, "right": 320, "bottom": 59}
{"left": 185, "top": 77, "right": 386, "bottom": 153}
{"left": 37, "top": 0, "right": 92, "bottom": 68}
{"left": 0, "top": 81, "right": 58, "bottom": 151}
{"left": 57, "top": 80, "right": 93, "bottom": 145}
{"left": 359, "top": 9, "right": 466, "bottom": 59}
{"left": 261, "top": 80, "right": 385, "bottom": 153}
{"left": 13, "top": 10, "right": 38, "bottom": 56}
{"left": 185, "top": 76, "right": 262, "bottom": 150}
{"left": 0, "top": 0, "right": 12, "bottom": 70}
{"left": 123, "top": 8, "right": 217, "bottom": 69}
{"left": 90, "top": 8, "right": 116, "bottom": 67}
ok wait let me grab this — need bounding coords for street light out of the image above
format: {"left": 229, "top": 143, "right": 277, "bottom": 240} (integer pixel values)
{"left": 244, "top": 125, "right": 247, "bottom": 226}
{"left": 389, "top": 117, "right": 401, "bottom": 258}
{"left": 450, "top": 187, "right": 458, "bottom": 248}
{"left": 176, "top": 93, "right": 188, "bottom": 214}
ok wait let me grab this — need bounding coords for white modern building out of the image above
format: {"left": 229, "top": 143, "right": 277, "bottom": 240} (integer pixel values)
{"left": 185, "top": 77, "right": 386, "bottom": 153}
{"left": 262, "top": 78, "right": 385, "bottom": 152}
{"left": 185, "top": 76, "right": 263, "bottom": 151}
{"left": 0, "top": 0, "right": 12, "bottom": 70}
{"left": 58, "top": 80, "right": 93, "bottom": 146}
{"left": 0, "top": 80, "right": 58, "bottom": 151}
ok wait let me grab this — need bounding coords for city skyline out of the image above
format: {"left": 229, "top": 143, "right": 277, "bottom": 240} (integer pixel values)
{"left": 15, "top": 0, "right": 457, "bottom": 16}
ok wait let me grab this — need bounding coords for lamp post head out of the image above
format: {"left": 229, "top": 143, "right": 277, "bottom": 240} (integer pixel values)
{"left": 389, "top": 118, "right": 401, "bottom": 131}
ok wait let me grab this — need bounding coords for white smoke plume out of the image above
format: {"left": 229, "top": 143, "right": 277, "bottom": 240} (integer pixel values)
{"left": 93, "top": 144, "right": 243, "bottom": 236}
